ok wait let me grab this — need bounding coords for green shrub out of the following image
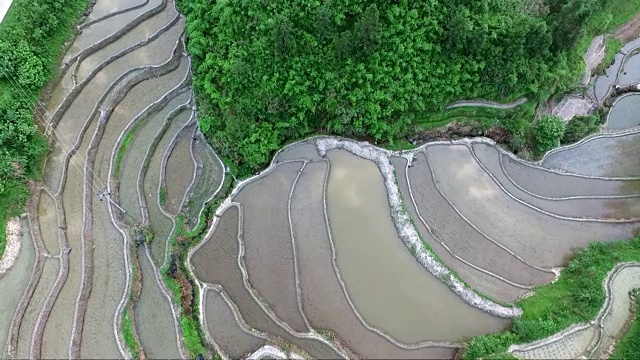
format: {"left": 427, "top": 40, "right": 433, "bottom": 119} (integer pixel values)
{"left": 122, "top": 312, "right": 139, "bottom": 360}
{"left": 180, "top": 315, "right": 207, "bottom": 358}
{"left": 532, "top": 115, "right": 565, "bottom": 155}
{"left": 561, "top": 115, "right": 600, "bottom": 144}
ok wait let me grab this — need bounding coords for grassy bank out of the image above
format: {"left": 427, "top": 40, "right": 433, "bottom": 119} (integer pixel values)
{"left": 463, "top": 237, "right": 640, "bottom": 359}
{"left": 0, "top": 0, "right": 89, "bottom": 257}
{"left": 160, "top": 175, "right": 233, "bottom": 358}
{"left": 611, "top": 294, "right": 640, "bottom": 359}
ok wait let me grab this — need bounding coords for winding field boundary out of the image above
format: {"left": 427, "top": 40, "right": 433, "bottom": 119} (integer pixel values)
{"left": 79, "top": 0, "right": 151, "bottom": 30}
{"left": 444, "top": 98, "right": 527, "bottom": 110}
{"left": 507, "top": 262, "right": 640, "bottom": 359}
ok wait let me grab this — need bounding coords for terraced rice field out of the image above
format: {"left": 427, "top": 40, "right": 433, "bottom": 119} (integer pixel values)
{"left": 3, "top": 1, "right": 640, "bottom": 359}
{"left": 0, "top": 1, "right": 223, "bottom": 358}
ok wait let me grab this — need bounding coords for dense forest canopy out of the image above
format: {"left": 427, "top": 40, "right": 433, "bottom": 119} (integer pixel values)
{"left": 177, "top": 0, "right": 608, "bottom": 173}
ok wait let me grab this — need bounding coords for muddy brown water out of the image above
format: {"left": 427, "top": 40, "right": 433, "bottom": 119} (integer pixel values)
{"left": 401, "top": 153, "right": 552, "bottom": 303}
{"left": 144, "top": 111, "right": 194, "bottom": 264}
{"left": 607, "top": 94, "right": 640, "bottom": 130}
{"left": 15, "top": 258, "right": 59, "bottom": 359}
{"left": 473, "top": 143, "right": 640, "bottom": 219}
{"left": 233, "top": 161, "right": 309, "bottom": 334}
{"left": 191, "top": 206, "right": 342, "bottom": 359}
{"left": 293, "top": 160, "right": 458, "bottom": 358}
{"left": 427, "top": 144, "right": 639, "bottom": 268}
{"left": 134, "top": 246, "right": 181, "bottom": 359}
{"left": 542, "top": 132, "right": 640, "bottom": 178}
{"left": 164, "top": 126, "right": 196, "bottom": 215}
{"left": 500, "top": 151, "right": 640, "bottom": 198}
{"left": 119, "top": 93, "right": 190, "bottom": 223}
{"left": 0, "top": 218, "right": 35, "bottom": 358}
{"left": 204, "top": 289, "right": 264, "bottom": 358}
{"left": 326, "top": 149, "right": 508, "bottom": 343}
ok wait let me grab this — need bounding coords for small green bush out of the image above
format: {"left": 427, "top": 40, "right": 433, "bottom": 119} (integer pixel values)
{"left": 561, "top": 115, "right": 600, "bottom": 144}
{"left": 532, "top": 115, "right": 565, "bottom": 155}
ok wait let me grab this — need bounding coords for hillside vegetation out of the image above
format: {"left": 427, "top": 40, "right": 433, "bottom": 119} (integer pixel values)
{"left": 0, "top": 0, "right": 88, "bottom": 256}
{"left": 177, "top": 0, "right": 623, "bottom": 175}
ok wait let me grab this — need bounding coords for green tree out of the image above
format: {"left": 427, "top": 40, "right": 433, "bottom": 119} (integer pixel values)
{"left": 533, "top": 115, "right": 565, "bottom": 154}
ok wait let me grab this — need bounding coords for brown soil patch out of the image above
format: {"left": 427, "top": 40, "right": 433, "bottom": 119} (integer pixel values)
{"left": 411, "top": 122, "right": 510, "bottom": 146}
{"left": 615, "top": 13, "right": 640, "bottom": 43}
{"left": 176, "top": 271, "right": 193, "bottom": 316}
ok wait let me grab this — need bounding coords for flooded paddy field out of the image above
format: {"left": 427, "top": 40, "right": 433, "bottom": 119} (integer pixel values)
{"left": 472, "top": 143, "right": 640, "bottom": 220}
{"left": 509, "top": 263, "right": 640, "bottom": 359}
{"left": 501, "top": 150, "right": 640, "bottom": 198}
{"left": 203, "top": 288, "right": 265, "bottom": 358}
{"left": 184, "top": 135, "right": 224, "bottom": 229}
{"left": 426, "top": 143, "right": 638, "bottom": 267}
{"left": 143, "top": 110, "right": 194, "bottom": 264}
{"left": 394, "top": 155, "right": 530, "bottom": 303}
{"left": 326, "top": 150, "right": 508, "bottom": 343}
{"left": 118, "top": 92, "right": 191, "bottom": 223}
{"left": 606, "top": 94, "right": 640, "bottom": 130}
{"left": 134, "top": 246, "right": 180, "bottom": 359}
{"left": 0, "top": 0, "right": 211, "bottom": 358}
{"left": 191, "top": 206, "right": 342, "bottom": 359}
{"left": 163, "top": 125, "right": 196, "bottom": 215}
{"left": 87, "top": 0, "right": 148, "bottom": 22}
{"left": 232, "top": 161, "right": 309, "bottom": 333}
{"left": 542, "top": 132, "right": 640, "bottom": 178}
{"left": 398, "top": 153, "right": 551, "bottom": 303}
